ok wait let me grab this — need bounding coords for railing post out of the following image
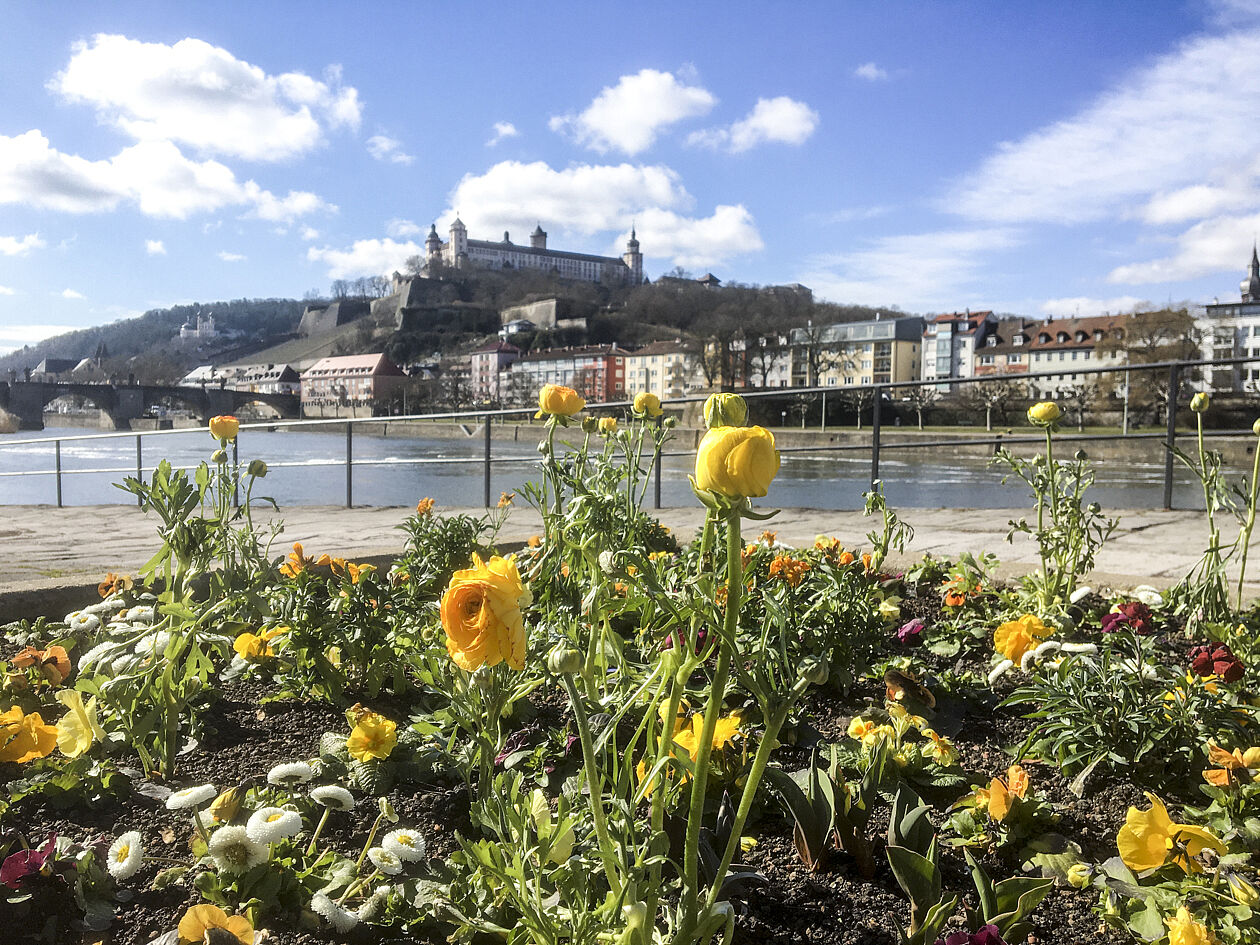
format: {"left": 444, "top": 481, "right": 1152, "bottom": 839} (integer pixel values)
{"left": 135, "top": 435, "right": 142, "bottom": 506}
{"left": 654, "top": 416, "right": 663, "bottom": 510}
{"left": 54, "top": 440, "right": 62, "bottom": 508}
{"left": 1163, "top": 362, "right": 1180, "bottom": 510}
{"left": 870, "top": 385, "right": 882, "bottom": 486}
{"left": 345, "top": 422, "right": 353, "bottom": 509}
{"left": 820, "top": 390, "right": 827, "bottom": 433}
{"left": 483, "top": 414, "right": 492, "bottom": 509}
{"left": 232, "top": 437, "right": 239, "bottom": 510}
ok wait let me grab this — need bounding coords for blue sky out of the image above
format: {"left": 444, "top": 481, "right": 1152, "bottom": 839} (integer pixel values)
{"left": 3, "top": 0, "right": 1260, "bottom": 353}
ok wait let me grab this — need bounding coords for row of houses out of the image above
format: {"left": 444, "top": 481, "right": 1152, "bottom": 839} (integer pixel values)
{"left": 180, "top": 355, "right": 408, "bottom": 417}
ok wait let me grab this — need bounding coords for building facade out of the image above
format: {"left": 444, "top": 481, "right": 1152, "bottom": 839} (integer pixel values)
{"left": 470, "top": 341, "right": 521, "bottom": 403}
{"left": 503, "top": 345, "right": 629, "bottom": 404}
{"left": 1199, "top": 248, "right": 1260, "bottom": 391}
{"left": 921, "top": 311, "right": 997, "bottom": 388}
{"left": 790, "top": 316, "right": 924, "bottom": 388}
{"left": 623, "top": 340, "right": 704, "bottom": 399}
{"left": 300, "top": 353, "right": 406, "bottom": 417}
{"left": 1017, "top": 315, "right": 1129, "bottom": 398}
{"left": 425, "top": 218, "right": 643, "bottom": 285}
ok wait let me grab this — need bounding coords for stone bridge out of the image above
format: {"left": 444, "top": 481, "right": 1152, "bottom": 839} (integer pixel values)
{"left": 0, "top": 381, "right": 300, "bottom": 430}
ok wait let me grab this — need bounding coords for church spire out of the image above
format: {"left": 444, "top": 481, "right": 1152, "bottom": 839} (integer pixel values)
{"left": 1243, "top": 243, "right": 1260, "bottom": 303}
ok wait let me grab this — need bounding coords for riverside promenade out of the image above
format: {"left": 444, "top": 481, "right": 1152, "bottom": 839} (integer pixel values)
{"left": 2, "top": 503, "right": 1254, "bottom": 622}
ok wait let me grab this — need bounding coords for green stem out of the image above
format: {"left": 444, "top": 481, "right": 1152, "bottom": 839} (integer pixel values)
{"left": 305, "top": 807, "right": 331, "bottom": 857}
{"left": 354, "top": 813, "right": 385, "bottom": 872}
{"left": 1237, "top": 438, "right": 1260, "bottom": 609}
{"left": 1042, "top": 427, "right": 1056, "bottom": 609}
{"left": 681, "top": 509, "right": 741, "bottom": 933}
{"left": 560, "top": 674, "right": 623, "bottom": 896}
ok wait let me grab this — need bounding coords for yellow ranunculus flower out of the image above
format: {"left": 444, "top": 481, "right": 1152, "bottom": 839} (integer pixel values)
{"left": 537, "top": 384, "right": 586, "bottom": 418}
{"left": 55, "top": 689, "right": 105, "bottom": 758}
{"left": 0, "top": 706, "right": 58, "bottom": 763}
{"left": 1190, "top": 392, "right": 1210, "bottom": 414}
{"left": 440, "top": 553, "right": 532, "bottom": 671}
{"left": 993, "top": 613, "right": 1051, "bottom": 663}
{"left": 598, "top": 416, "right": 618, "bottom": 434}
{"left": 1165, "top": 906, "right": 1215, "bottom": 945}
{"left": 633, "top": 391, "right": 663, "bottom": 417}
{"left": 1026, "top": 401, "right": 1062, "bottom": 426}
{"left": 208, "top": 415, "right": 240, "bottom": 441}
{"left": 702, "top": 392, "right": 748, "bottom": 429}
{"left": 695, "top": 425, "right": 780, "bottom": 498}
{"left": 346, "top": 711, "right": 398, "bottom": 762}
{"left": 1117, "top": 792, "right": 1226, "bottom": 873}
{"left": 178, "top": 904, "right": 254, "bottom": 945}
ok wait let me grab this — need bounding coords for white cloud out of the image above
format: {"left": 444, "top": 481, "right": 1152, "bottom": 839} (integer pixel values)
{"left": 444, "top": 160, "right": 688, "bottom": 236}
{"left": 217, "top": 251, "right": 245, "bottom": 262}
{"left": 800, "top": 228, "right": 1019, "bottom": 307}
{"left": 817, "top": 205, "right": 892, "bottom": 224}
{"left": 1108, "top": 211, "right": 1260, "bottom": 284}
{"left": 145, "top": 239, "right": 166, "bottom": 255}
{"left": 945, "top": 29, "right": 1260, "bottom": 223}
{"left": 386, "top": 218, "right": 423, "bottom": 238}
{"left": 487, "top": 121, "right": 519, "bottom": 146}
{"left": 307, "top": 237, "right": 421, "bottom": 279}
{"left": 0, "top": 323, "right": 77, "bottom": 353}
{"left": 61, "top": 288, "right": 85, "bottom": 299}
{"left": 0, "top": 286, "right": 15, "bottom": 295}
{"left": 854, "top": 62, "right": 889, "bottom": 81}
{"left": 366, "top": 134, "right": 414, "bottom": 165}
{"left": 626, "top": 205, "right": 763, "bottom": 269}
{"left": 1040, "top": 295, "right": 1150, "bottom": 317}
{"left": 0, "top": 233, "right": 45, "bottom": 256}
{"left": 549, "top": 69, "right": 716, "bottom": 155}
{"left": 0, "top": 131, "right": 332, "bottom": 221}
{"left": 299, "top": 225, "right": 320, "bottom": 240}
{"left": 51, "top": 34, "right": 361, "bottom": 162}
{"left": 687, "top": 96, "right": 819, "bottom": 153}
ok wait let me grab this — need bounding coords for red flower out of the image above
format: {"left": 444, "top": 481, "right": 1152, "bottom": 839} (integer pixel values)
{"left": 1100, "top": 601, "right": 1155, "bottom": 634}
{"left": 1189, "top": 643, "right": 1245, "bottom": 684}
{"left": 0, "top": 833, "right": 57, "bottom": 889}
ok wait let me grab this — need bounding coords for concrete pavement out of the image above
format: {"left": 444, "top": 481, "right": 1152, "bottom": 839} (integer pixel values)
{"left": 3, "top": 502, "right": 1257, "bottom": 623}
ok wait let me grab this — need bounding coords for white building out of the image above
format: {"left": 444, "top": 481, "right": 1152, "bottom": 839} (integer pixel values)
{"left": 921, "top": 311, "right": 997, "bottom": 389}
{"left": 424, "top": 218, "right": 643, "bottom": 285}
{"left": 623, "top": 341, "right": 704, "bottom": 399}
{"left": 1199, "top": 248, "right": 1260, "bottom": 391}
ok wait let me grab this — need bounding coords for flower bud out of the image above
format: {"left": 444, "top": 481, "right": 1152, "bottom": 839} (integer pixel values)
{"left": 703, "top": 393, "right": 748, "bottom": 429}
{"left": 378, "top": 796, "right": 399, "bottom": 822}
{"left": 1253, "top": 417, "right": 1260, "bottom": 437}
{"left": 1228, "top": 873, "right": 1260, "bottom": 906}
{"left": 247, "top": 459, "right": 268, "bottom": 478}
{"left": 1066, "top": 863, "right": 1091, "bottom": 889}
{"left": 472, "top": 666, "right": 496, "bottom": 690}
{"left": 581, "top": 416, "right": 599, "bottom": 434}
{"left": 547, "top": 644, "right": 583, "bottom": 676}
{"left": 211, "top": 448, "right": 228, "bottom": 464}
{"left": 797, "top": 656, "right": 829, "bottom": 686}
{"left": 1027, "top": 401, "right": 1062, "bottom": 427}
{"left": 598, "top": 550, "right": 615, "bottom": 573}
{"left": 633, "top": 392, "right": 663, "bottom": 418}
{"left": 1191, "top": 392, "right": 1210, "bottom": 413}
{"left": 598, "top": 417, "right": 618, "bottom": 435}
{"left": 1074, "top": 449, "right": 1088, "bottom": 462}
{"left": 623, "top": 902, "right": 649, "bottom": 931}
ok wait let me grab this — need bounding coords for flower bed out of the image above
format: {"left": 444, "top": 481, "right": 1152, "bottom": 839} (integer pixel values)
{"left": 3, "top": 395, "right": 1260, "bottom": 945}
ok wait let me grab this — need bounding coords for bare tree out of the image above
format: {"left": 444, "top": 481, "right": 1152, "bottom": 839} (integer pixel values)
{"left": 1059, "top": 381, "right": 1100, "bottom": 431}
{"left": 902, "top": 385, "right": 940, "bottom": 430}
{"left": 841, "top": 386, "right": 876, "bottom": 429}
{"left": 959, "top": 379, "right": 1021, "bottom": 431}
{"left": 1097, "top": 308, "right": 1200, "bottom": 424}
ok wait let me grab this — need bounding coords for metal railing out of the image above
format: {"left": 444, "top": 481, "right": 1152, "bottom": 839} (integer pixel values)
{"left": 2, "top": 356, "right": 1258, "bottom": 511}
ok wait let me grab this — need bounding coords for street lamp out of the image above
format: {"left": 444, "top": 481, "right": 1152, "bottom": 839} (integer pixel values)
{"left": 781, "top": 409, "right": 787, "bottom": 427}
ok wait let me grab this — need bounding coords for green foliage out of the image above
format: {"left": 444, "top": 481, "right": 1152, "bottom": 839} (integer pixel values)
{"left": 963, "top": 848, "right": 1053, "bottom": 940}
{"left": 885, "top": 786, "right": 958, "bottom": 944}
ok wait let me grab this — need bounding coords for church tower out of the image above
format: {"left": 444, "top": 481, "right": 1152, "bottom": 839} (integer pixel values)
{"left": 449, "top": 216, "right": 469, "bottom": 269}
{"left": 622, "top": 225, "right": 643, "bottom": 284}
{"left": 424, "top": 223, "right": 442, "bottom": 268}
{"left": 1243, "top": 245, "right": 1260, "bottom": 303}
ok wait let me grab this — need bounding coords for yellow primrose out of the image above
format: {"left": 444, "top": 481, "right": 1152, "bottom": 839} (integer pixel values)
{"left": 920, "top": 729, "right": 958, "bottom": 766}
{"left": 847, "top": 717, "right": 878, "bottom": 742}
{"left": 54, "top": 689, "right": 105, "bottom": 758}
{"left": 877, "top": 596, "right": 902, "bottom": 621}
{"left": 1165, "top": 906, "right": 1215, "bottom": 945}
{"left": 1117, "top": 792, "right": 1226, "bottom": 873}
{"left": 347, "top": 711, "right": 398, "bottom": 762}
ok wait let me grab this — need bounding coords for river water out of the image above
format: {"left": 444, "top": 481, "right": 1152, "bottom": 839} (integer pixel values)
{"left": 0, "top": 425, "right": 1207, "bottom": 510}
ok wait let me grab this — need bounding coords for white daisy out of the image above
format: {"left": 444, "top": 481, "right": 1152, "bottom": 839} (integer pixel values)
{"left": 134, "top": 631, "right": 171, "bottom": 657}
{"left": 165, "top": 784, "right": 217, "bottom": 810}
{"left": 246, "top": 807, "right": 303, "bottom": 844}
{"left": 82, "top": 600, "right": 117, "bottom": 616}
{"left": 267, "top": 762, "right": 315, "bottom": 787}
{"left": 67, "top": 611, "right": 101, "bottom": 633}
{"left": 310, "top": 785, "right": 356, "bottom": 811}
{"left": 110, "top": 654, "right": 138, "bottom": 675}
{"left": 78, "top": 641, "right": 119, "bottom": 671}
{"left": 125, "top": 605, "right": 156, "bottom": 624}
{"left": 207, "top": 825, "right": 269, "bottom": 874}
{"left": 107, "top": 830, "right": 143, "bottom": 880}
{"left": 381, "top": 828, "right": 426, "bottom": 862}
{"left": 312, "top": 892, "right": 359, "bottom": 932}
{"left": 367, "top": 846, "right": 403, "bottom": 875}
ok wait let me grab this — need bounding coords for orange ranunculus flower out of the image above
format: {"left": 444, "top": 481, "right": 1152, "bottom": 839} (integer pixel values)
{"left": 208, "top": 415, "right": 240, "bottom": 441}
{"left": 346, "top": 711, "right": 397, "bottom": 762}
{"left": 97, "top": 572, "right": 133, "bottom": 599}
{"left": 993, "top": 614, "right": 1052, "bottom": 663}
{"left": 537, "top": 384, "right": 585, "bottom": 418}
{"left": 694, "top": 425, "right": 780, "bottom": 499}
{"left": 279, "top": 542, "right": 314, "bottom": 578}
{"left": 838, "top": 551, "right": 856, "bottom": 566}
{"left": 440, "top": 553, "right": 532, "bottom": 671}
{"left": 12, "top": 645, "right": 72, "bottom": 687}
{"left": 768, "top": 554, "right": 811, "bottom": 587}
{"left": 988, "top": 763, "right": 1030, "bottom": 822}
{"left": 1117, "top": 792, "right": 1226, "bottom": 873}
{"left": 0, "top": 706, "right": 58, "bottom": 763}
{"left": 416, "top": 496, "right": 435, "bottom": 516}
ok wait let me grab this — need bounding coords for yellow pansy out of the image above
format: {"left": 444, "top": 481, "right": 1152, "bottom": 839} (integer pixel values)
{"left": 1165, "top": 906, "right": 1216, "bottom": 945}
{"left": 1117, "top": 793, "right": 1226, "bottom": 873}
{"left": 54, "top": 689, "right": 105, "bottom": 758}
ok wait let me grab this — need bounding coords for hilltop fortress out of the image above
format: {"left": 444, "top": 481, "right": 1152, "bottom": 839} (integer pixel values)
{"left": 421, "top": 217, "right": 644, "bottom": 285}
